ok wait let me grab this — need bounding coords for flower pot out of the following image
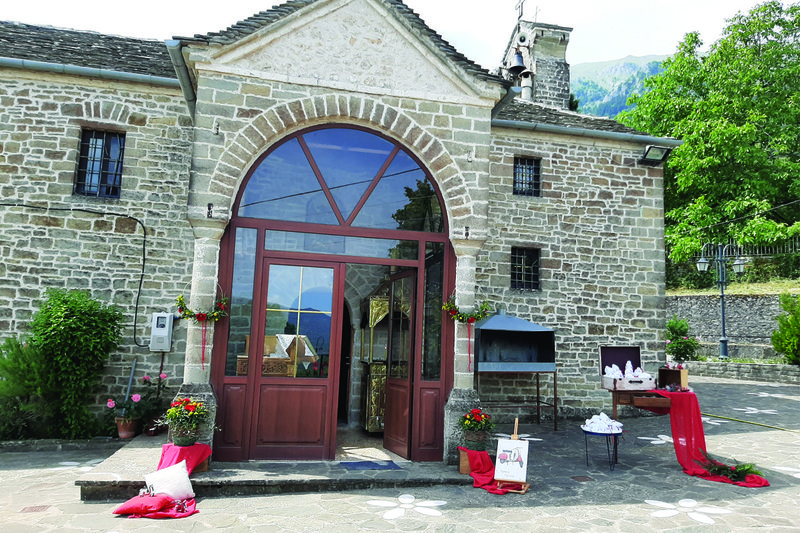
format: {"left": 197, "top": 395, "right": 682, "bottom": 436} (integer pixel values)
{"left": 115, "top": 417, "right": 141, "bottom": 439}
{"left": 170, "top": 426, "right": 199, "bottom": 447}
{"left": 462, "top": 430, "right": 490, "bottom": 452}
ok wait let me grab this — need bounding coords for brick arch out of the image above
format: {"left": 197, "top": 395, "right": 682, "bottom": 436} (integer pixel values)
{"left": 207, "top": 94, "right": 467, "bottom": 230}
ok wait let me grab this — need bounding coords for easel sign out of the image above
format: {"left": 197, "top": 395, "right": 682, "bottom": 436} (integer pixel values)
{"left": 494, "top": 419, "right": 530, "bottom": 493}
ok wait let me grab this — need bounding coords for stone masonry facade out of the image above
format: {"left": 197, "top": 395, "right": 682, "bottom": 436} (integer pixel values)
{"left": 477, "top": 131, "right": 666, "bottom": 421}
{"left": 0, "top": 0, "right": 673, "bottom": 461}
{"left": 0, "top": 70, "right": 195, "bottom": 407}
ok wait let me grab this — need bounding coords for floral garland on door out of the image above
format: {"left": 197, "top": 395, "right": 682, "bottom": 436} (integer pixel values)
{"left": 176, "top": 294, "right": 229, "bottom": 370}
{"left": 442, "top": 297, "right": 491, "bottom": 372}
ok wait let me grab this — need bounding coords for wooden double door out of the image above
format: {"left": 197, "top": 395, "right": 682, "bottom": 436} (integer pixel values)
{"left": 213, "top": 256, "right": 448, "bottom": 461}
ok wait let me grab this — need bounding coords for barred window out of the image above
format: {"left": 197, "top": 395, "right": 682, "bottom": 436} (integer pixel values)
{"left": 75, "top": 130, "right": 125, "bottom": 198}
{"left": 511, "top": 247, "right": 541, "bottom": 290}
{"left": 513, "top": 157, "right": 541, "bottom": 197}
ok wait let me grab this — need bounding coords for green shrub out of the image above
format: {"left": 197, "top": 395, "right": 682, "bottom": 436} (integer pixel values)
{"left": 29, "top": 289, "right": 124, "bottom": 439}
{"left": 0, "top": 337, "right": 56, "bottom": 439}
{"left": 665, "top": 314, "right": 701, "bottom": 362}
{"left": 772, "top": 292, "right": 800, "bottom": 365}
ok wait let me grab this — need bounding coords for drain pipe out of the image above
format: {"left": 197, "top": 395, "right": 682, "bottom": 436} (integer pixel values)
{"left": 165, "top": 40, "right": 196, "bottom": 119}
{"left": 121, "top": 357, "right": 137, "bottom": 418}
{"left": 0, "top": 56, "right": 179, "bottom": 88}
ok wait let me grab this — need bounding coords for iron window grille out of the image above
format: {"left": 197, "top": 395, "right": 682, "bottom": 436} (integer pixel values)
{"left": 513, "top": 157, "right": 541, "bottom": 197}
{"left": 75, "top": 130, "right": 125, "bottom": 198}
{"left": 511, "top": 247, "right": 541, "bottom": 290}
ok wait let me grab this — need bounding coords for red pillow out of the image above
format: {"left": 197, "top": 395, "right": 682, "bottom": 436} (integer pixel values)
{"left": 112, "top": 493, "right": 174, "bottom": 515}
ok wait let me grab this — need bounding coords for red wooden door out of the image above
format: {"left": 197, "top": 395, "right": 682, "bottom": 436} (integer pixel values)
{"left": 382, "top": 272, "right": 415, "bottom": 458}
{"left": 248, "top": 260, "right": 341, "bottom": 460}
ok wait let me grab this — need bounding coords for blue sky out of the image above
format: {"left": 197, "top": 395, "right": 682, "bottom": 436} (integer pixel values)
{"left": 3, "top": 0, "right": 767, "bottom": 67}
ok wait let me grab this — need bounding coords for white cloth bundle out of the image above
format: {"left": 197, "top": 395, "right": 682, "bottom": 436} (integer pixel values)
{"left": 604, "top": 360, "right": 653, "bottom": 380}
{"left": 582, "top": 412, "right": 623, "bottom": 434}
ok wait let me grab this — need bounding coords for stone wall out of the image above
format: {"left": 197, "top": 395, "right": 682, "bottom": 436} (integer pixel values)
{"left": 0, "top": 70, "right": 195, "bottom": 406}
{"left": 479, "top": 129, "right": 666, "bottom": 419}
{"left": 666, "top": 294, "right": 780, "bottom": 346}
{"left": 690, "top": 361, "right": 800, "bottom": 384}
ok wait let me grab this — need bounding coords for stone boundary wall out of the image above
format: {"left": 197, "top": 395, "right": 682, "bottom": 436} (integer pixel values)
{"left": 666, "top": 294, "right": 780, "bottom": 346}
{"left": 690, "top": 361, "right": 800, "bottom": 385}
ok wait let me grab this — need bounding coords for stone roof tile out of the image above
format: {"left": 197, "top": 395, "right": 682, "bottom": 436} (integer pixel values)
{"left": 495, "top": 99, "right": 646, "bottom": 135}
{"left": 0, "top": 20, "right": 175, "bottom": 79}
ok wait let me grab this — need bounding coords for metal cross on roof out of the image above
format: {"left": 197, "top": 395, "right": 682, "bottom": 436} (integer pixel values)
{"left": 515, "top": 0, "right": 526, "bottom": 20}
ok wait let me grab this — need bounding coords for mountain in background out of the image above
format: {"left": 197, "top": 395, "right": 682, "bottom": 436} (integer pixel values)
{"left": 570, "top": 55, "right": 668, "bottom": 118}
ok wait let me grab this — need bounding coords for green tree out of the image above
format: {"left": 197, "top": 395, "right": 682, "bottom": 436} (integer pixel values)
{"left": 29, "top": 289, "right": 124, "bottom": 438}
{"left": 665, "top": 315, "right": 701, "bottom": 362}
{"left": 772, "top": 292, "right": 800, "bottom": 365}
{"left": 0, "top": 338, "right": 56, "bottom": 439}
{"left": 618, "top": 1, "right": 800, "bottom": 261}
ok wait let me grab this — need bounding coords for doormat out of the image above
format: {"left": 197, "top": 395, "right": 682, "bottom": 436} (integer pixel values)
{"left": 340, "top": 460, "right": 401, "bottom": 470}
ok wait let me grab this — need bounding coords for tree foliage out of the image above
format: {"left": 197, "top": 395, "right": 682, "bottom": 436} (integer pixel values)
{"left": 772, "top": 292, "right": 800, "bottom": 365}
{"left": 29, "top": 289, "right": 124, "bottom": 439}
{"left": 618, "top": 1, "right": 800, "bottom": 261}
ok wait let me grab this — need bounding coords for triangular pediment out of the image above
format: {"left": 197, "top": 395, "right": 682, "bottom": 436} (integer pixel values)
{"left": 195, "top": 0, "right": 501, "bottom": 103}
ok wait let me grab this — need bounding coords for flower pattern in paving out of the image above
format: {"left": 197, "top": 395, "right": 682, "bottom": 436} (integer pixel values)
{"left": 638, "top": 434, "right": 673, "bottom": 445}
{"left": 646, "top": 498, "right": 732, "bottom": 525}
{"left": 366, "top": 494, "right": 446, "bottom": 520}
{"left": 732, "top": 406, "right": 778, "bottom": 415}
{"left": 701, "top": 416, "right": 730, "bottom": 427}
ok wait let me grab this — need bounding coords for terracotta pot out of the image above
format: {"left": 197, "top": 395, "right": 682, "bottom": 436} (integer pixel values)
{"left": 115, "top": 417, "right": 141, "bottom": 439}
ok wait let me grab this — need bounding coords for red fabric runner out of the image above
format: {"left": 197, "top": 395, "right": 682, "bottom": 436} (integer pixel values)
{"left": 652, "top": 390, "right": 769, "bottom": 487}
{"left": 458, "top": 447, "right": 525, "bottom": 494}
{"left": 130, "top": 498, "right": 198, "bottom": 519}
{"left": 157, "top": 443, "right": 212, "bottom": 474}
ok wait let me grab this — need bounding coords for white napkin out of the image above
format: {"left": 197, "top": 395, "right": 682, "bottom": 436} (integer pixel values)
{"left": 582, "top": 412, "right": 623, "bottom": 434}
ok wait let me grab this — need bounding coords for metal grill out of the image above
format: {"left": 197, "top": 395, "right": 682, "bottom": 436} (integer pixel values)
{"left": 513, "top": 157, "right": 540, "bottom": 197}
{"left": 75, "top": 130, "right": 125, "bottom": 198}
{"left": 511, "top": 247, "right": 540, "bottom": 290}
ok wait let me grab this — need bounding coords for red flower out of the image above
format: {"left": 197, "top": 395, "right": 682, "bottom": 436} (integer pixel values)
{"left": 467, "top": 316, "right": 476, "bottom": 324}
{"left": 185, "top": 404, "right": 196, "bottom": 412}
{"left": 470, "top": 408, "right": 481, "bottom": 415}
{"left": 195, "top": 313, "right": 207, "bottom": 321}
{"left": 474, "top": 414, "right": 482, "bottom": 421}
{"left": 450, "top": 309, "right": 457, "bottom": 316}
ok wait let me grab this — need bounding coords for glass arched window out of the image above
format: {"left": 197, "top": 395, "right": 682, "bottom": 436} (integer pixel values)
{"left": 238, "top": 126, "right": 445, "bottom": 233}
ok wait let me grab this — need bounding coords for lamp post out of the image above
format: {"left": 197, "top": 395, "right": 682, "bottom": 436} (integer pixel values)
{"left": 695, "top": 243, "right": 746, "bottom": 359}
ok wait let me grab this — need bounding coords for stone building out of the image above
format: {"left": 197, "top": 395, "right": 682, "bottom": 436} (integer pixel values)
{"left": 0, "top": 0, "right": 678, "bottom": 463}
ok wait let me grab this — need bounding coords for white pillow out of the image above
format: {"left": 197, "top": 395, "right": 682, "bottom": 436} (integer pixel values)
{"left": 144, "top": 459, "right": 194, "bottom": 499}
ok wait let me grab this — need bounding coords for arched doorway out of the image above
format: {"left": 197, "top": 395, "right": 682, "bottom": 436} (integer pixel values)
{"left": 211, "top": 125, "right": 454, "bottom": 461}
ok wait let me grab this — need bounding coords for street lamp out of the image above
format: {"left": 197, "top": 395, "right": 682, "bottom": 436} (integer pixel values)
{"left": 695, "top": 243, "right": 746, "bottom": 359}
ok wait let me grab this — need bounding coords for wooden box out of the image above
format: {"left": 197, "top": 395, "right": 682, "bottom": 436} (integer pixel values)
{"left": 658, "top": 368, "right": 689, "bottom": 389}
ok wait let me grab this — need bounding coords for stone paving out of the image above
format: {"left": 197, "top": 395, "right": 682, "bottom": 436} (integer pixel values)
{"left": 2, "top": 376, "right": 800, "bottom": 532}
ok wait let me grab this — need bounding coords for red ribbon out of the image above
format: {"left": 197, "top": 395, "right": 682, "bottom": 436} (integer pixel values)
{"left": 200, "top": 321, "right": 207, "bottom": 370}
{"left": 467, "top": 322, "right": 473, "bottom": 372}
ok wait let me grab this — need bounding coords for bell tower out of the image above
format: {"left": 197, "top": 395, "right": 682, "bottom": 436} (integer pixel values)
{"left": 501, "top": 19, "right": 572, "bottom": 109}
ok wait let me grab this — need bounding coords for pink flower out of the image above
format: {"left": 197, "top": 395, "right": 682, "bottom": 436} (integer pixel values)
{"left": 131, "top": 394, "right": 141, "bottom": 402}
{"left": 666, "top": 340, "right": 671, "bottom": 344}
{"left": 142, "top": 375, "right": 151, "bottom": 381}
{"left": 159, "top": 373, "right": 168, "bottom": 380}
{"left": 107, "top": 399, "right": 115, "bottom": 409}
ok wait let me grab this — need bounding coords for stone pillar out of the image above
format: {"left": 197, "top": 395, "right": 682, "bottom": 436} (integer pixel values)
{"left": 176, "top": 217, "right": 226, "bottom": 447}
{"left": 442, "top": 237, "right": 485, "bottom": 464}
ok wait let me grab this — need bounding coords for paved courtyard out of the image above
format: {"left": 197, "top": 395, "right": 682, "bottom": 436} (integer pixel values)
{"left": 2, "top": 375, "right": 800, "bottom": 532}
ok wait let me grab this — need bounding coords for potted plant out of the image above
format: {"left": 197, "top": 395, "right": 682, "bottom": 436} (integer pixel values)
{"left": 159, "top": 397, "right": 211, "bottom": 446}
{"left": 106, "top": 395, "right": 145, "bottom": 439}
{"left": 459, "top": 407, "right": 495, "bottom": 451}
